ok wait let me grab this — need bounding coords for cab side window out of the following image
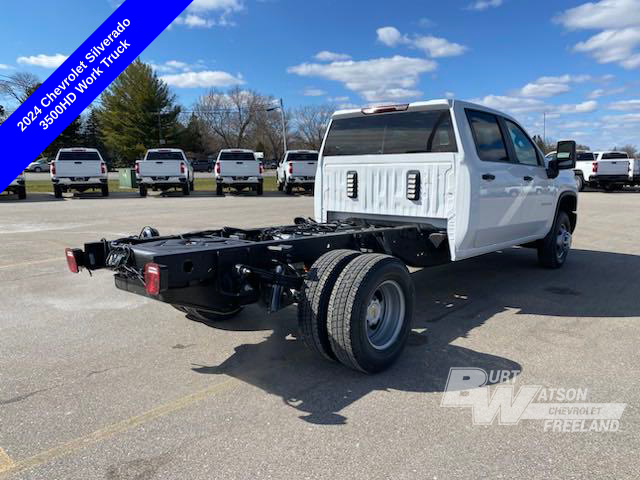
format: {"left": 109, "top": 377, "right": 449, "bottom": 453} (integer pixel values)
{"left": 466, "top": 110, "right": 509, "bottom": 163}
{"left": 504, "top": 120, "right": 540, "bottom": 166}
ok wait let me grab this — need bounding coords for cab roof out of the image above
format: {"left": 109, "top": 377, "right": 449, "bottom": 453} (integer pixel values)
{"left": 59, "top": 147, "right": 100, "bottom": 152}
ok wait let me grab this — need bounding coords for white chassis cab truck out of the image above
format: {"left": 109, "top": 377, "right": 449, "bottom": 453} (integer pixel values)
{"left": 3, "top": 171, "right": 27, "bottom": 199}
{"left": 65, "top": 100, "right": 578, "bottom": 373}
{"left": 51, "top": 148, "right": 108, "bottom": 198}
{"left": 136, "top": 149, "right": 194, "bottom": 197}
{"left": 215, "top": 149, "right": 264, "bottom": 196}
{"left": 276, "top": 150, "right": 319, "bottom": 194}
{"left": 562, "top": 150, "right": 630, "bottom": 192}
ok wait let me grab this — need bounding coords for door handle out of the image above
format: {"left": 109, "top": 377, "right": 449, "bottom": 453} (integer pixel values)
{"left": 482, "top": 174, "right": 496, "bottom": 181}
{"left": 524, "top": 176, "right": 533, "bottom": 181}
{"left": 74, "top": 162, "right": 82, "bottom": 164}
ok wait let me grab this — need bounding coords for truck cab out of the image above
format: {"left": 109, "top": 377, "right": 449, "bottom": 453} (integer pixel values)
{"left": 136, "top": 148, "right": 194, "bottom": 197}
{"left": 277, "top": 150, "right": 318, "bottom": 194}
{"left": 214, "top": 149, "right": 263, "bottom": 196}
{"left": 50, "top": 148, "right": 108, "bottom": 198}
{"left": 315, "top": 99, "right": 577, "bottom": 262}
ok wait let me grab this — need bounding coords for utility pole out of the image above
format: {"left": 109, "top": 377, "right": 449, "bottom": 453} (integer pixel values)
{"left": 279, "top": 98, "right": 288, "bottom": 153}
{"left": 543, "top": 111, "right": 546, "bottom": 145}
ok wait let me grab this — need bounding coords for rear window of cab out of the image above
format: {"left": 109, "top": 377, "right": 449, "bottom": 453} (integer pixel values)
{"left": 146, "top": 152, "right": 185, "bottom": 161}
{"left": 219, "top": 152, "right": 256, "bottom": 161}
{"left": 58, "top": 152, "right": 101, "bottom": 161}
{"left": 323, "top": 110, "right": 457, "bottom": 156}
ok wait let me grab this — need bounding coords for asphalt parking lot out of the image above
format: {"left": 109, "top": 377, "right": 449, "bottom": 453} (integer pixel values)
{"left": 0, "top": 190, "right": 639, "bottom": 479}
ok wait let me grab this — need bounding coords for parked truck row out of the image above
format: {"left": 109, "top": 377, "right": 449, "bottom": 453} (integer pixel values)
{"left": 65, "top": 99, "right": 579, "bottom": 373}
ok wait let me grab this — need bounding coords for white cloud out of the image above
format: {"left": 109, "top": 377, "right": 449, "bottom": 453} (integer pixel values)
{"left": 327, "top": 96, "right": 350, "bottom": 103}
{"left": 471, "top": 95, "right": 598, "bottom": 115}
{"left": 160, "top": 71, "right": 244, "bottom": 88}
{"left": 173, "top": 0, "right": 244, "bottom": 28}
{"left": 288, "top": 55, "right": 437, "bottom": 102}
{"left": 445, "top": 91, "right": 455, "bottom": 99}
{"left": 556, "top": 0, "right": 640, "bottom": 69}
{"left": 314, "top": 51, "right": 352, "bottom": 62}
{"left": 588, "top": 86, "right": 626, "bottom": 98}
{"left": 303, "top": 88, "right": 327, "bottom": 97}
{"left": 377, "top": 26, "right": 467, "bottom": 57}
{"left": 467, "top": 0, "right": 503, "bottom": 11}
{"left": 17, "top": 53, "right": 68, "bottom": 68}
{"left": 516, "top": 74, "right": 591, "bottom": 98}
{"left": 602, "top": 112, "right": 640, "bottom": 123}
{"left": 175, "top": 14, "right": 215, "bottom": 28}
{"left": 608, "top": 99, "right": 640, "bottom": 110}
{"left": 0, "top": 63, "right": 13, "bottom": 70}
{"left": 150, "top": 60, "right": 204, "bottom": 73}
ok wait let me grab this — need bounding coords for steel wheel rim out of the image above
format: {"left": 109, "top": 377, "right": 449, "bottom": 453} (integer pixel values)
{"left": 365, "top": 280, "right": 406, "bottom": 350}
{"left": 556, "top": 223, "right": 572, "bottom": 262}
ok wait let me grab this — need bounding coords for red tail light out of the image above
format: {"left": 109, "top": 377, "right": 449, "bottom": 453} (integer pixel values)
{"left": 135, "top": 162, "right": 140, "bottom": 175}
{"left": 101, "top": 162, "right": 107, "bottom": 174}
{"left": 144, "top": 263, "right": 162, "bottom": 296}
{"left": 180, "top": 162, "right": 186, "bottom": 174}
{"left": 215, "top": 162, "right": 221, "bottom": 174}
{"left": 51, "top": 162, "right": 56, "bottom": 175}
{"left": 259, "top": 162, "right": 264, "bottom": 175}
{"left": 65, "top": 248, "right": 80, "bottom": 273}
{"left": 592, "top": 162, "right": 598, "bottom": 173}
{"left": 288, "top": 162, "right": 293, "bottom": 175}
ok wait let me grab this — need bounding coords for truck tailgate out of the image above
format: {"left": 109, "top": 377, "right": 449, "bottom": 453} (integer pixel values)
{"left": 598, "top": 159, "right": 629, "bottom": 176}
{"left": 138, "top": 160, "right": 183, "bottom": 177}
{"left": 219, "top": 160, "right": 260, "bottom": 176}
{"left": 56, "top": 161, "right": 103, "bottom": 178}
{"left": 291, "top": 161, "right": 317, "bottom": 177}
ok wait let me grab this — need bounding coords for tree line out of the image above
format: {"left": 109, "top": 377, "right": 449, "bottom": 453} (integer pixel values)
{"left": 1, "top": 62, "right": 637, "bottom": 166}
{"left": 1, "top": 60, "right": 333, "bottom": 167}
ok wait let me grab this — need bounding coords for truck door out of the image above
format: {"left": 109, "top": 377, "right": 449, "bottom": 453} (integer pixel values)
{"left": 466, "top": 109, "right": 530, "bottom": 249}
{"left": 501, "top": 118, "right": 555, "bottom": 240}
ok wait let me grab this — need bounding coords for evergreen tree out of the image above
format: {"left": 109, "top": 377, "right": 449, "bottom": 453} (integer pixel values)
{"left": 98, "top": 59, "right": 181, "bottom": 167}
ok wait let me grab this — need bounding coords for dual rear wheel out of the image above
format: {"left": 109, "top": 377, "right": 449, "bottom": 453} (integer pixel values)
{"left": 298, "top": 250, "right": 414, "bottom": 373}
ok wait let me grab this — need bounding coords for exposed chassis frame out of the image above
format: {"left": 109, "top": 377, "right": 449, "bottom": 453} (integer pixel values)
{"left": 72, "top": 219, "right": 450, "bottom": 315}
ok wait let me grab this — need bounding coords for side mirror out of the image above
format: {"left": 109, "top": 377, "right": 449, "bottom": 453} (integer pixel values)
{"left": 555, "top": 140, "right": 576, "bottom": 170}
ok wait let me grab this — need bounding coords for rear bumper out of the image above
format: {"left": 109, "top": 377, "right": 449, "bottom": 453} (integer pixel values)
{"left": 287, "top": 176, "right": 315, "bottom": 184}
{"left": 216, "top": 177, "right": 262, "bottom": 185}
{"left": 138, "top": 176, "right": 187, "bottom": 186}
{"left": 589, "top": 174, "right": 629, "bottom": 184}
{"left": 53, "top": 177, "right": 107, "bottom": 187}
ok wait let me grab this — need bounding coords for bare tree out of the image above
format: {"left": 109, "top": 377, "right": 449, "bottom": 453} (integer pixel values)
{"left": 292, "top": 105, "right": 333, "bottom": 151}
{"left": 0, "top": 72, "right": 40, "bottom": 104}
{"left": 195, "top": 87, "right": 269, "bottom": 149}
{"left": 619, "top": 144, "right": 638, "bottom": 158}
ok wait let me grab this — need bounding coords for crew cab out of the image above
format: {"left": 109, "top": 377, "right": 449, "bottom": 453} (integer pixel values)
{"left": 65, "top": 99, "right": 578, "bottom": 374}
{"left": 214, "top": 149, "right": 263, "bottom": 196}
{"left": 50, "top": 148, "right": 108, "bottom": 198}
{"left": 136, "top": 149, "right": 194, "bottom": 197}
{"left": 3, "top": 171, "right": 26, "bottom": 199}
{"left": 569, "top": 150, "right": 630, "bottom": 191}
{"left": 277, "top": 150, "right": 318, "bottom": 194}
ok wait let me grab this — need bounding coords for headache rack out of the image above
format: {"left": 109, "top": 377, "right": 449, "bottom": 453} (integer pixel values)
{"left": 66, "top": 218, "right": 450, "bottom": 315}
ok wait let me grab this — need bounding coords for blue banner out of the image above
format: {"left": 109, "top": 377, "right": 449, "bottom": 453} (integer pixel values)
{"left": 0, "top": 0, "right": 193, "bottom": 190}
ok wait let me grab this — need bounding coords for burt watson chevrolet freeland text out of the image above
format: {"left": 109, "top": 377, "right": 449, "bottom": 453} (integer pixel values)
{"left": 17, "top": 20, "right": 132, "bottom": 134}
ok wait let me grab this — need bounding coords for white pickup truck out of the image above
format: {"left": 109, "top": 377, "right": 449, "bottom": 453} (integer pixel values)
{"left": 565, "top": 150, "right": 630, "bottom": 191}
{"left": 136, "top": 149, "right": 194, "bottom": 197}
{"left": 50, "top": 148, "right": 108, "bottom": 198}
{"left": 276, "top": 150, "right": 318, "bottom": 194}
{"left": 214, "top": 149, "right": 263, "bottom": 196}
{"left": 67, "top": 99, "right": 578, "bottom": 373}
{"left": 3, "top": 171, "right": 27, "bottom": 199}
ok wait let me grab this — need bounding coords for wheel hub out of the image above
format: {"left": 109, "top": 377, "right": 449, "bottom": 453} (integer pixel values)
{"left": 365, "top": 280, "right": 406, "bottom": 350}
{"left": 556, "top": 224, "right": 572, "bottom": 261}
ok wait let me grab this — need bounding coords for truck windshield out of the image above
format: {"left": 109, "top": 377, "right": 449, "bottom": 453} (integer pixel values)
{"left": 577, "top": 152, "right": 594, "bottom": 162}
{"left": 146, "top": 152, "right": 184, "bottom": 161}
{"left": 58, "top": 152, "right": 100, "bottom": 161}
{"left": 602, "top": 153, "right": 629, "bottom": 160}
{"left": 323, "top": 110, "right": 457, "bottom": 156}
{"left": 288, "top": 153, "right": 318, "bottom": 161}
{"left": 219, "top": 152, "right": 256, "bottom": 161}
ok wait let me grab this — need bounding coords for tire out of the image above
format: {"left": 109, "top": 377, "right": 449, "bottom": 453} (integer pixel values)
{"left": 190, "top": 180, "right": 195, "bottom": 191}
{"left": 537, "top": 210, "right": 572, "bottom": 269}
{"left": 216, "top": 184, "right": 224, "bottom": 196}
{"left": 183, "top": 182, "right": 190, "bottom": 196}
{"left": 101, "top": 185, "right": 109, "bottom": 197}
{"left": 327, "top": 254, "right": 414, "bottom": 373}
{"left": 54, "top": 185, "right": 63, "bottom": 199}
{"left": 139, "top": 184, "right": 147, "bottom": 197}
{"left": 34, "top": 167, "right": 42, "bottom": 173}
{"left": 575, "top": 174, "right": 584, "bottom": 192}
{"left": 285, "top": 183, "right": 293, "bottom": 195}
{"left": 298, "top": 250, "right": 361, "bottom": 361}
{"left": 256, "top": 183, "right": 263, "bottom": 196}
{"left": 603, "top": 184, "right": 616, "bottom": 192}
{"left": 277, "top": 180, "right": 284, "bottom": 191}
{"left": 18, "top": 186, "right": 27, "bottom": 200}
{"left": 183, "top": 306, "right": 242, "bottom": 323}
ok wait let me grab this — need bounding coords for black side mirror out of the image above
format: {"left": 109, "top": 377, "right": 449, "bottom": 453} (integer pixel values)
{"left": 547, "top": 140, "right": 576, "bottom": 178}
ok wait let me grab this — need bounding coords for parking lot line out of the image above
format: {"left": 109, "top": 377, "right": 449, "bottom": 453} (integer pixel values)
{"left": 0, "top": 378, "right": 238, "bottom": 478}
{"left": 0, "top": 258, "right": 60, "bottom": 270}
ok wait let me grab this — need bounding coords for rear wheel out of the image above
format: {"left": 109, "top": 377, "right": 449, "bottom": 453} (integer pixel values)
{"left": 183, "top": 182, "right": 190, "bottom": 196}
{"left": 216, "top": 184, "right": 224, "bottom": 196}
{"left": 18, "top": 186, "right": 27, "bottom": 200}
{"left": 327, "top": 254, "right": 414, "bottom": 373}
{"left": 603, "top": 184, "right": 616, "bottom": 192}
{"left": 139, "top": 184, "right": 147, "bottom": 197}
{"left": 298, "top": 250, "right": 361, "bottom": 361}
{"left": 54, "top": 185, "right": 63, "bottom": 199}
{"left": 277, "top": 179, "right": 284, "bottom": 191}
{"left": 575, "top": 174, "right": 584, "bottom": 191}
{"left": 34, "top": 167, "right": 42, "bottom": 173}
{"left": 101, "top": 185, "right": 109, "bottom": 197}
{"left": 537, "top": 210, "right": 572, "bottom": 269}
{"left": 285, "top": 183, "right": 293, "bottom": 195}
{"left": 256, "top": 183, "right": 263, "bottom": 196}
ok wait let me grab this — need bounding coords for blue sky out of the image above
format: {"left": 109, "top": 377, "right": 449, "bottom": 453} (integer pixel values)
{"left": 1, "top": 0, "right": 640, "bottom": 150}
